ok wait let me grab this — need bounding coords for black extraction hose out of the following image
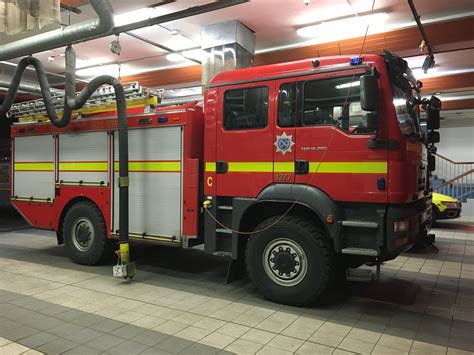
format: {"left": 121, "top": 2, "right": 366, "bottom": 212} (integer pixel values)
{"left": 0, "top": 47, "right": 130, "bottom": 259}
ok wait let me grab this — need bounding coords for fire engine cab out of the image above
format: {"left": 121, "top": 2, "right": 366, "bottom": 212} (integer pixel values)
{"left": 9, "top": 51, "right": 440, "bottom": 305}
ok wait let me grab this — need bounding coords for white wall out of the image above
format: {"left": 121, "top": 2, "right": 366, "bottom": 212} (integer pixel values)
{"left": 436, "top": 126, "right": 474, "bottom": 162}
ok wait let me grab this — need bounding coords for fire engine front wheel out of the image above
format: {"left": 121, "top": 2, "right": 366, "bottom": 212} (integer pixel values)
{"left": 246, "top": 215, "right": 333, "bottom": 306}
{"left": 63, "top": 201, "right": 112, "bottom": 266}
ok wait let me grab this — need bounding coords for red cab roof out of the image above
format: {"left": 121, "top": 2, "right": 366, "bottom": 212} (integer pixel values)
{"left": 209, "top": 54, "right": 383, "bottom": 87}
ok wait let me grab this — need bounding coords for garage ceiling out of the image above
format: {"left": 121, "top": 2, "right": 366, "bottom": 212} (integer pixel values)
{"left": 0, "top": 0, "right": 473, "bottom": 119}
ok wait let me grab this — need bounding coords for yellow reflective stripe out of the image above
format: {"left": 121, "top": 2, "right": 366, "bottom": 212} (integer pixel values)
{"left": 205, "top": 162, "right": 216, "bottom": 172}
{"left": 317, "top": 162, "right": 387, "bottom": 174}
{"left": 228, "top": 162, "right": 273, "bottom": 173}
{"left": 205, "top": 161, "right": 387, "bottom": 174}
{"left": 14, "top": 162, "right": 54, "bottom": 171}
{"left": 59, "top": 162, "right": 108, "bottom": 172}
{"left": 114, "top": 161, "right": 181, "bottom": 172}
{"left": 274, "top": 162, "right": 295, "bottom": 173}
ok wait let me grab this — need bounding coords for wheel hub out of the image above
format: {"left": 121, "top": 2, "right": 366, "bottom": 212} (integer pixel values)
{"left": 263, "top": 238, "right": 307, "bottom": 287}
{"left": 71, "top": 218, "right": 95, "bottom": 252}
{"left": 272, "top": 248, "right": 297, "bottom": 275}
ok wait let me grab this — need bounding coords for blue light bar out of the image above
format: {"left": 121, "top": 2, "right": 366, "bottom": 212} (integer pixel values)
{"left": 350, "top": 57, "right": 363, "bottom": 65}
{"left": 157, "top": 117, "right": 168, "bottom": 123}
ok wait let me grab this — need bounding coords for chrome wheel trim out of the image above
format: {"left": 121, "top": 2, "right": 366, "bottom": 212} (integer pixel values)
{"left": 71, "top": 217, "right": 95, "bottom": 252}
{"left": 262, "top": 238, "right": 308, "bottom": 287}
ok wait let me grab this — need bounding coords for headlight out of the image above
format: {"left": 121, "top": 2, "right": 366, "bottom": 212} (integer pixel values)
{"left": 394, "top": 220, "right": 409, "bottom": 232}
{"left": 441, "top": 201, "right": 459, "bottom": 209}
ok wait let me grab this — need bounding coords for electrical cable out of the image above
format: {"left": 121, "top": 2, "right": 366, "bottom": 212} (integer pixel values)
{"left": 204, "top": 0, "right": 377, "bottom": 235}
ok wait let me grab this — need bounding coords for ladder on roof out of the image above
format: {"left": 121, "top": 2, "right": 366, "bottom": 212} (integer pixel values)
{"left": 9, "top": 82, "right": 164, "bottom": 123}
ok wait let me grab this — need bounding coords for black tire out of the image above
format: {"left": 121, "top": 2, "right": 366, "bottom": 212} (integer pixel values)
{"left": 63, "top": 201, "right": 113, "bottom": 265}
{"left": 246, "top": 215, "right": 334, "bottom": 306}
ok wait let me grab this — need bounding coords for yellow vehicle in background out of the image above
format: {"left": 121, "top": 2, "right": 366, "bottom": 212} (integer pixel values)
{"left": 432, "top": 192, "right": 462, "bottom": 223}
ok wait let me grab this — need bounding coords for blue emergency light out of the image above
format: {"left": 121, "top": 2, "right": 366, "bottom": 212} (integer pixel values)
{"left": 157, "top": 117, "right": 168, "bottom": 123}
{"left": 350, "top": 57, "right": 364, "bottom": 65}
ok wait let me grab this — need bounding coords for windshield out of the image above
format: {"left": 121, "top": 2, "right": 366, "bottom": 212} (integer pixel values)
{"left": 392, "top": 83, "right": 420, "bottom": 137}
{"left": 384, "top": 50, "right": 422, "bottom": 139}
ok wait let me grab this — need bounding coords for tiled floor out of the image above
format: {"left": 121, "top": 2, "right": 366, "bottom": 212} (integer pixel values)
{"left": 0, "top": 216, "right": 473, "bottom": 354}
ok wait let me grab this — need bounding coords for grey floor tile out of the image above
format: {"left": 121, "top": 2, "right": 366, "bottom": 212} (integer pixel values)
{"left": 72, "top": 313, "right": 106, "bottom": 327}
{"left": 55, "top": 309, "right": 87, "bottom": 322}
{"left": 63, "top": 345, "right": 102, "bottom": 355}
{"left": 31, "top": 316, "right": 66, "bottom": 331}
{"left": 131, "top": 329, "right": 170, "bottom": 346}
{"left": 111, "top": 324, "right": 147, "bottom": 340}
{"left": 154, "top": 337, "right": 194, "bottom": 354}
{"left": 91, "top": 318, "right": 126, "bottom": 333}
{"left": 0, "top": 325, "right": 39, "bottom": 341}
{"left": 37, "top": 338, "right": 79, "bottom": 354}
{"left": 0, "top": 317, "right": 21, "bottom": 332}
{"left": 180, "top": 342, "right": 222, "bottom": 355}
{"left": 106, "top": 340, "right": 150, "bottom": 355}
{"left": 17, "top": 331, "right": 59, "bottom": 348}
{"left": 39, "top": 304, "right": 71, "bottom": 316}
{"left": 64, "top": 327, "right": 104, "bottom": 344}
{"left": 48, "top": 322, "right": 85, "bottom": 337}
{"left": 87, "top": 334, "right": 126, "bottom": 351}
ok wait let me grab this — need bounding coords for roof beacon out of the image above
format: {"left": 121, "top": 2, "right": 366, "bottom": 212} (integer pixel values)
{"left": 350, "top": 57, "right": 364, "bottom": 65}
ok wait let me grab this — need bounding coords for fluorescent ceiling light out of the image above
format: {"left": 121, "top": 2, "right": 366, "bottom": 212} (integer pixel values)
{"left": 76, "top": 64, "right": 120, "bottom": 77}
{"left": 114, "top": 7, "right": 164, "bottom": 27}
{"left": 393, "top": 99, "right": 406, "bottom": 107}
{"left": 335, "top": 81, "right": 360, "bottom": 89}
{"left": 296, "top": 12, "right": 389, "bottom": 38}
{"left": 166, "top": 53, "right": 185, "bottom": 62}
{"left": 411, "top": 68, "right": 439, "bottom": 79}
{"left": 182, "top": 49, "right": 206, "bottom": 62}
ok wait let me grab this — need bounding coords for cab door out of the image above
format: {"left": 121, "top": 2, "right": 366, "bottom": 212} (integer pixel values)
{"left": 294, "top": 70, "right": 388, "bottom": 204}
{"left": 273, "top": 79, "right": 299, "bottom": 184}
{"left": 215, "top": 81, "right": 275, "bottom": 197}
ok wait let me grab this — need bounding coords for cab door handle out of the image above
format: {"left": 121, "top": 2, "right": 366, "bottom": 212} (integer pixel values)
{"left": 216, "top": 161, "right": 228, "bottom": 174}
{"left": 295, "top": 160, "right": 309, "bottom": 174}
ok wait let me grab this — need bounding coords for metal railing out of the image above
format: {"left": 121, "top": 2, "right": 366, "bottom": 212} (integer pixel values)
{"left": 434, "top": 153, "right": 474, "bottom": 201}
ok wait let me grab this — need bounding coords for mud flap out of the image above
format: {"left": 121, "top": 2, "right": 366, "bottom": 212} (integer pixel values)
{"left": 226, "top": 258, "right": 246, "bottom": 283}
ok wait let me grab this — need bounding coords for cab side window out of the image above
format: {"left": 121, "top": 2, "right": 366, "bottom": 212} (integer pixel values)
{"left": 224, "top": 87, "right": 268, "bottom": 130}
{"left": 303, "top": 75, "right": 369, "bottom": 133}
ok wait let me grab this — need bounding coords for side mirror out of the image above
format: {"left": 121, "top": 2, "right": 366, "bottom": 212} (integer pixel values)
{"left": 426, "top": 95, "right": 441, "bottom": 130}
{"left": 360, "top": 75, "right": 378, "bottom": 112}
{"left": 427, "top": 131, "right": 440, "bottom": 144}
{"left": 428, "top": 154, "right": 436, "bottom": 172}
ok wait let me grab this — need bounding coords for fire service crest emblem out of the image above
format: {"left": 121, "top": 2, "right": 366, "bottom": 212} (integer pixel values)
{"left": 274, "top": 132, "right": 295, "bottom": 155}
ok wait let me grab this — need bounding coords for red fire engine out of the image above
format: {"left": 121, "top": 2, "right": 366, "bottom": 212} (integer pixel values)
{"left": 9, "top": 51, "right": 440, "bottom": 305}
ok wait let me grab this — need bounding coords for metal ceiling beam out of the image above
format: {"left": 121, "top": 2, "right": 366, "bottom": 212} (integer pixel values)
{"left": 110, "top": 0, "right": 249, "bottom": 36}
{"left": 124, "top": 32, "right": 202, "bottom": 65}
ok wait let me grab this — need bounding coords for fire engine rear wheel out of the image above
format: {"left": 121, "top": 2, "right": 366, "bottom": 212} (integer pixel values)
{"left": 246, "top": 215, "right": 333, "bottom": 306}
{"left": 63, "top": 201, "right": 112, "bottom": 266}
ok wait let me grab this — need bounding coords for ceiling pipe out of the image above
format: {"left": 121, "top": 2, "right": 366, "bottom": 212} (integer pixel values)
{"left": 0, "top": 0, "right": 114, "bottom": 61}
{"left": 0, "top": 79, "right": 62, "bottom": 96}
{"left": 0, "top": 0, "right": 248, "bottom": 62}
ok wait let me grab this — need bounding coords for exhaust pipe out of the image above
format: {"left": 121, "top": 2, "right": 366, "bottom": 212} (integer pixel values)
{"left": 0, "top": 0, "right": 114, "bottom": 61}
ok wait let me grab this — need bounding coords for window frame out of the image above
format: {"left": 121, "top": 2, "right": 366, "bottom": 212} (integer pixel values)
{"left": 222, "top": 85, "right": 269, "bottom": 131}
{"left": 301, "top": 73, "right": 364, "bottom": 129}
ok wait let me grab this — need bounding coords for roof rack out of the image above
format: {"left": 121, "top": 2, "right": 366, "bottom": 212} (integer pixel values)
{"left": 9, "top": 82, "right": 164, "bottom": 122}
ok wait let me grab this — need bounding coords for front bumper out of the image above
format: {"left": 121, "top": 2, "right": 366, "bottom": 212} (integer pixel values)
{"left": 437, "top": 207, "right": 462, "bottom": 220}
{"left": 384, "top": 199, "right": 431, "bottom": 259}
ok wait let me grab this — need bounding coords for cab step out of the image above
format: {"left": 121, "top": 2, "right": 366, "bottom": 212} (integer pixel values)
{"left": 216, "top": 228, "right": 232, "bottom": 234}
{"left": 341, "top": 220, "right": 378, "bottom": 228}
{"left": 341, "top": 247, "right": 378, "bottom": 256}
{"left": 347, "top": 263, "right": 381, "bottom": 282}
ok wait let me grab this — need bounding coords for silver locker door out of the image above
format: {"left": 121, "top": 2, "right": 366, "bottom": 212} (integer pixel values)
{"left": 113, "top": 126, "right": 182, "bottom": 239}
{"left": 58, "top": 131, "right": 109, "bottom": 184}
{"left": 13, "top": 135, "right": 55, "bottom": 200}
